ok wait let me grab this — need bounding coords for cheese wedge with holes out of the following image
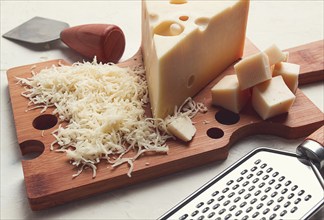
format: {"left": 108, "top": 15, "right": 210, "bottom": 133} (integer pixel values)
{"left": 142, "top": 0, "right": 250, "bottom": 118}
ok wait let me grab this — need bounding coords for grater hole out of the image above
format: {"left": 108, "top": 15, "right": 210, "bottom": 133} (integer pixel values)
{"left": 260, "top": 163, "right": 267, "bottom": 169}
{"left": 245, "top": 206, "right": 253, "bottom": 213}
{"left": 218, "top": 208, "right": 226, "bottom": 215}
{"left": 284, "top": 201, "right": 291, "bottom": 208}
{"left": 305, "top": 194, "right": 312, "bottom": 201}
{"left": 241, "top": 169, "right": 248, "bottom": 175}
{"left": 298, "top": 189, "right": 305, "bottom": 196}
{"left": 291, "top": 185, "right": 298, "bottom": 191}
{"left": 213, "top": 203, "right": 220, "bottom": 210}
{"left": 196, "top": 202, "right": 204, "bottom": 208}
{"left": 280, "top": 210, "right": 287, "bottom": 217}
{"left": 208, "top": 212, "right": 215, "bottom": 218}
{"left": 269, "top": 213, "right": 277, "bottom": 220}
{"left": 281, "top": 188, "right": 288, "bottom": 194}
{"left": 224, "top": 213, "right": 232, "bottom": 220}
{"left": 191, "top": 210, "right": 199, "bottom": 217}
{"left": 257, "top": 203, "right": 264, "bottom": 209}
{"left": 235, "top": 210, "right": 242, "bottom": 216}
{"left": 263, "top": 208, "right": 270, "bottom": 214}
{"left": 291, "top": 206, "right": 298, "bottom": 213}
{"left": 285, "top": 180, "right": 292, "bottom": 186}
{"left": 261, "top": 195, "right": 268, "bottom": 201}
{"left": 266, "top": 167, "right": 273, "bottom": 173}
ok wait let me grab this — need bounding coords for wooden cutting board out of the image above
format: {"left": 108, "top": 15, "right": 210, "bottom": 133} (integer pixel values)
{"left": 6, "top": 39, "right": 324, "bottom": 211}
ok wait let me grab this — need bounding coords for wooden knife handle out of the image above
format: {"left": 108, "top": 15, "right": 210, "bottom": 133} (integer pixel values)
{"left": 60, "top": 24, "right": 126, "bottom": 63}
{"left": 306, "top": 125, "right": 324, "bottom": 146}
{"left": 284, "top": 40, "right": 324, "bottom": 85}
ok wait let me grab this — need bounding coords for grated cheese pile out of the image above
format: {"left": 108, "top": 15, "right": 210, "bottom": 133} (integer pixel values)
{"left": 17, "top": 59, "right": 206, "bottom": 178}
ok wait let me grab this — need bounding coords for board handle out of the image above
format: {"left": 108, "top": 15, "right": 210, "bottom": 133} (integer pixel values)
{"left": 297, "top": 125, "right": 324, "bottom": 169}
{"left": 285, "top": 40, "right": 324, "bottom": 85}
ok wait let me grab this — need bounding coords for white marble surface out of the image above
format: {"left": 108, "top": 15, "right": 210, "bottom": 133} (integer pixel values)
{"left": 1, "top": 1, "right": 323, "bottom": 219}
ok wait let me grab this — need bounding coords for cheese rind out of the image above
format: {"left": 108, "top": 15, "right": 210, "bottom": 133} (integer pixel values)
{"left": 211, "top": 74, "right": 250, "bottom": 113}
{"left": 252, "top": 76, "right": 296, "bottom": 120}
{"left": 167, "top": 115, "right": 196, "bottom": 142}
{"left": 273, "top": 62, "right": 300, "bottom": 93}
{"left": 234, "top": 52, "right": 271, "bottom": 90}
{"left": 142, "top": 0, "right": 250, "bottom": 118}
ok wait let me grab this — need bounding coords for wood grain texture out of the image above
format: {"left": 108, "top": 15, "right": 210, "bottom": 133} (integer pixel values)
{"left": 284, "top": 40, "right": 324, "bottom": 85}
{"left": 6, "top": 39, "right": 324, "bottom": 210}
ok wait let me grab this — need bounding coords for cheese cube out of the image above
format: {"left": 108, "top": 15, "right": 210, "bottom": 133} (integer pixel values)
{"left": 252, "top": 76, "right": 296, "bottom": 120}
{"left": 142, "top": 0, "right": 250, "bottom": 118}
{"left": 167, "top": 115, "right": 196, "bottom": 142}
{"left": 234, "top": 52, "right": 272, "bottom": 90}
{"left": 264, "top": 44, "right": 286, "bottom": 65}
{"left": 273, "top": 62, "right": 300, "bottom": 93}
{"left": 211, "top": 74, "right": 250, "bottom": 113}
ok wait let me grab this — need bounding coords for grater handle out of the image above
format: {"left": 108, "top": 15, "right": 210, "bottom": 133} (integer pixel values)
{"left": 297, "top": 125, "right": 324, "bottom": 169}
{"left": 305, "top": 125, "right": 324, "bottom": 146}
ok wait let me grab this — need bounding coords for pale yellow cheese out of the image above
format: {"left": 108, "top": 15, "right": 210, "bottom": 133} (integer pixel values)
{"left": 252, "top": 76, "right": 296, "bottom": 120}
{"left": 234, "top": 52, "right": 272, "bottom": 90}
{"left": 263, "top": 44, "right": 286, "bottom": 65}
{"left": 167, "top": 115, "right": 196, "bottom": 142}
{"left": 142, "top": 0, "right": 250, "bottom": 118}
{"left": 211, "top": 74, "right": 250, "bottom": 113}
{"left": 283, "top": 51, "right": 289, "bottom": 62}
{"left": 273, "top": 62, "right": 300, "bottom": 93}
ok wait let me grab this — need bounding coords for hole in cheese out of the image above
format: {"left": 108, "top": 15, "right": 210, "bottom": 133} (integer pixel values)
{"left": 170, "top": 0, "right": 187, "bottom": 4}
{"left": 195, "top": 17, "right": 210, "bottom": 31}
{"left": 154, "top": 21, "right": 184, "bottom": 36}
{"left": 179, "top": 15, "right": 189, "bottom": 21}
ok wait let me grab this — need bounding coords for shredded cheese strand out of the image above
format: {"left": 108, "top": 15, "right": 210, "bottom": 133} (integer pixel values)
{"left": 17, "top": 60, "right": 207, "bottom": 178}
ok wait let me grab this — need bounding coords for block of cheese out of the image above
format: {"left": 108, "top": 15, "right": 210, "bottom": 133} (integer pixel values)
{"left": 167, "top": 115, "right": 196, "bottom": 142}
{"left": 273, "top": 62, "right": 300, "bottom": 93}
{"left": 142, "top": 0, "right": 250, "bottom": 118}
{"left": 252, "top": 75, "right": 296, "bottom": 120}
{"left": 263, "top": 44, "right": 286, "bottom": 65}
{"left": 211, "top": 74, "right": 250, "bottom": 113}
{"left": 234, "top": 52, "right": 271, "bottom": 90}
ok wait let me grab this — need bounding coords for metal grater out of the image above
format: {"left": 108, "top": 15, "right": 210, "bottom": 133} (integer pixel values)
{"left": 159, "top": 140, "right": 324, "bottom": 220}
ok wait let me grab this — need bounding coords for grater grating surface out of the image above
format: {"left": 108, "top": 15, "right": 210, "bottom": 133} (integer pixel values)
{"left": 159, "top": 148, "right": 324, "bottom": 220}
